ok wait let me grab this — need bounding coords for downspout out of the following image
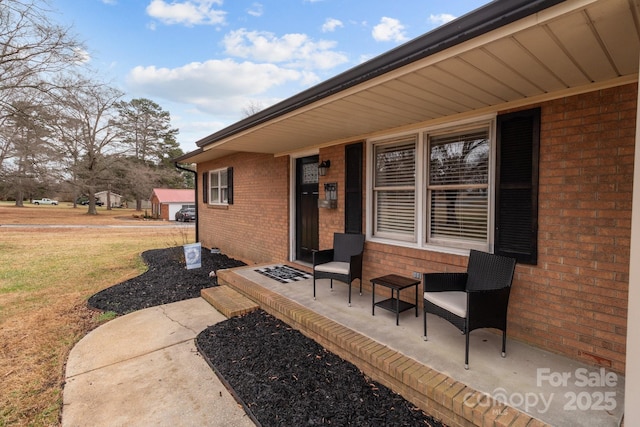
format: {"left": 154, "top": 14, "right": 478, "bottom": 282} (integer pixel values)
{"left": 174, "top": 162, "right": 199, "bottom": 243}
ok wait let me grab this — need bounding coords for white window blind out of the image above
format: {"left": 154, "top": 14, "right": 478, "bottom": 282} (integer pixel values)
{"left": 373, "top": 138, "right": 416, "bottom": 239}
{"left": 428, "top": 129, "right": 489, "bottom": 243}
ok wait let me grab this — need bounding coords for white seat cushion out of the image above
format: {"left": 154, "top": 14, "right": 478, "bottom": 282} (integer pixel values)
{"left": 424, "top": 291, "right": 467, "bottom": 318}
{"left": 314, "top": 261, "right": 350, "bottom": 275}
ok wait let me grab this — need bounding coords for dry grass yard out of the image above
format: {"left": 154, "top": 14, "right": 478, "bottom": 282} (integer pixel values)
{"left": 0, "top": 202, "right": 195, "bottom": 426}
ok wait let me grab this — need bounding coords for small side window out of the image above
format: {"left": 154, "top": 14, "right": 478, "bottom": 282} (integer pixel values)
{"left": 208, "top": 168, "right": 233, "bottom": 205}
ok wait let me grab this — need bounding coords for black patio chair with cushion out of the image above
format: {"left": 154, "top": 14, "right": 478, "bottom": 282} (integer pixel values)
{"left": 312, "top": 233, "right": 365, "bottom": 306}
{"left": 423, "top": 249, "right": 516, "bottom": 369}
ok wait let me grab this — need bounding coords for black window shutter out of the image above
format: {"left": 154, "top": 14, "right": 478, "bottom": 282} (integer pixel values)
{"left": 202, "top": 172, "right": 208, "bottom": 204}
{"left": 495, "top": 108, "right": 540, "bottom": 264}
{"left": 227, "top": 167, "right": 234, "bottom": 205}
{"left": 345, "top": 142, "right": 363, "bottom": 234}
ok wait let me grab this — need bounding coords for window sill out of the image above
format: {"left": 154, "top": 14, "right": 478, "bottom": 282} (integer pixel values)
{"left": 206, "top": 204, "right": 229, "bottom": 210}
{"left": 366, "top": 236, "right": 473, "bottom": 257}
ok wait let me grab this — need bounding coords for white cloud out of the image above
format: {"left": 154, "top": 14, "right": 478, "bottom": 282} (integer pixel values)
{"left": 322, "top": 18, "right": 343, "bottom": 33}
{"left": 372, "top": 17, "right": 408, "bottom": 43}
{"left": 146, "top": 0, "right": 226, "bottom": 26}
{"left": 126, "top": 59, "right": 310, "bottom": 116}
{"left": 428, "top": 13, "right": 456, "bottom": 26}
{"left": 73, "top": 48, "right": 91, "bottom": 64}
{"left": 247, "top": 2, "right": 263, "bottom": 17}
{"left": 172, "top": 114, "right": 227, "bottom": 145}
{"left": 222, "top": 29, "right": 348, "bottom": 70}
{"left": 169, "top": 109, "right": 229, "bottom": 148}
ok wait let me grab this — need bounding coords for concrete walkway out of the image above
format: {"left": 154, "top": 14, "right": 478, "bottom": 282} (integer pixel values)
{"left": 62, "top": 298, "right": 254, "bottom": 427}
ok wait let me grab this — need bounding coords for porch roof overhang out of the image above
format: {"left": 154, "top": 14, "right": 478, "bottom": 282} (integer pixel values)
{"left": 176, "top": 0, "right": 640, "bottom": 164}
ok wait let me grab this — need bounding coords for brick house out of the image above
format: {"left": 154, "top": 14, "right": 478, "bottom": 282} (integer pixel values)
{"left": 149, "top": 188, "right": 195, "bottom": 221}
{"left": 176, "top": 0, "right": 640, "bottom": 422}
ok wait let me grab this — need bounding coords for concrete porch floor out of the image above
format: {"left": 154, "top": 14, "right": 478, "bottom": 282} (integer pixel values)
{"left": 213, "top": 263, "right": 625, "bottom": 427}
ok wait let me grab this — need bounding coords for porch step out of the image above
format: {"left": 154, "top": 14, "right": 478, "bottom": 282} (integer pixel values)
{"left": 201, "top": 285, "right": 259, "bottom": 318}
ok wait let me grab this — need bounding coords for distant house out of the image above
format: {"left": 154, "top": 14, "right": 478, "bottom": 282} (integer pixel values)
{"left": 150, "top": 188, "right": 195, "bottom": 221}
{"left": 95, "top": 191, "right": 123, "bottom": 208}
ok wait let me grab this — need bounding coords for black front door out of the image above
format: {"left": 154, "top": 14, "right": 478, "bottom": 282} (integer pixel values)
{"left": 296, "top": 155, "right": 319, "bottom": 262}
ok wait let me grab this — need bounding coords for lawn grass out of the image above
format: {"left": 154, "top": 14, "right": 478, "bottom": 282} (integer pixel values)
{"left": 0, "top": 202, "right": 195, "bottom": 426}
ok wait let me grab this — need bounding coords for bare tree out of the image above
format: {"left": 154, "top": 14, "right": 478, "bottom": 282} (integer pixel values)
{"left": 48, "top": 110, "right": 88, "bottom": 207}
{"left": 0, "top": 0, "right": 84, "bottom": 199}
{"left": 0, "top": 0, "right": 84, "bottom": 116}
{"left": 241, "top": 100, "right": 265, "bottom": 118}
{"left": 48, "top": 76, "right": 124, "bottom": 214}
{"left": 6, "top": 101, "right": 57, "bottom": 205}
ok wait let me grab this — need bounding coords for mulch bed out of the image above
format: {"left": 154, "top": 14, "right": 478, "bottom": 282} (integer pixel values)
{"left": 87, "top": 246, "right": 246, "bottom": 314}
{"left": 196, "top": 310, "right": 443, "bottom": 426}
{"left": 88, "top": 246, "right": 445, "bottom": 427}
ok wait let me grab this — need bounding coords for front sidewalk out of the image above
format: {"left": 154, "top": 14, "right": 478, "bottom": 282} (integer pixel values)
{"left": 62, "top": 298, "right": 254, "bottom": 427}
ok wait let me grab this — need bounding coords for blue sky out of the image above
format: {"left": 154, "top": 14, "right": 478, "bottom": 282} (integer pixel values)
{"left": 52, "top": 0, "right": 489, "bottom": 153}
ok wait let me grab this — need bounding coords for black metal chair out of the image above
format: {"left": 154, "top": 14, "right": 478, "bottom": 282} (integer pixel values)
{"left": 312, "top": 233, "right": 365, "bottom": 306}
{"left": 423, "top": 249, "right": 516, "bottom": 369}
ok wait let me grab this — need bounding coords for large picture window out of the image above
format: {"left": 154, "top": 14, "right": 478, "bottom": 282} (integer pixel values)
{"left": 369, "top": 109, "right": 538, "bottom": 260}
{"left": 370, "top": 122, "right": 492, "bottom": 251}
{"left": 427, "top": 128, "right": 489, "bottom": 245}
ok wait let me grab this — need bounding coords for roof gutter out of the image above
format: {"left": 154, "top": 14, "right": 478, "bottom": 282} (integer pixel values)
{"left": 174, "top": 148, "right": 203, "bottom": 163}
{"left": 193, "top": 0, "right": 565, "bottom": 149}
{"left": 173, "top": 162, "right": 199, "bottom": 243}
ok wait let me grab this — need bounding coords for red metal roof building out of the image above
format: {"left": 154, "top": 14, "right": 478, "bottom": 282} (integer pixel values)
{"left": 150, "top": 188, "right": 195, "bottom": 221}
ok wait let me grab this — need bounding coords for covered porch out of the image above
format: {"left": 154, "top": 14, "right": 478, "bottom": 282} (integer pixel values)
{"left": 181, "top": 0, "right": 640, "bottom": 423}
{"left": 206, "top": 264, "right": 625, "bottom": 427}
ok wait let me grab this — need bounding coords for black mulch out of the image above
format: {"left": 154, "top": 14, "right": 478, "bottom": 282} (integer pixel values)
{"left": 87, "top": 246, "right": 246, "bottom": 314}
{"left": 197, "top": 310, "right": 444, "bottom": 427}
{"left": 88, "top": 246, "right": 445, "bottom": 427}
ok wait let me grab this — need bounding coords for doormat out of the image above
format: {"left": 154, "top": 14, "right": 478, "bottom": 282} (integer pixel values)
{"left": 255, "top": 265, "right": 312, "bottom": 283}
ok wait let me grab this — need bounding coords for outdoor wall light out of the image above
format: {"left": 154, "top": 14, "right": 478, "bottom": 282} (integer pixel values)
{"left": 318, "top": 160, "right": 331, "bottom": 176}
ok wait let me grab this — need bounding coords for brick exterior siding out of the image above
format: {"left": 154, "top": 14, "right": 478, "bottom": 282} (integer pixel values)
{"left": 522, "top": 83, "right": 634, "bottom": 372}
{"left": 318, "top": 144, "right": 352, "bottom": 249}
{"left": 197, "top": 83, "right": 635, "bottom": 373}
{"left": 198, "top": 152, "right": 290, "bottom": 264}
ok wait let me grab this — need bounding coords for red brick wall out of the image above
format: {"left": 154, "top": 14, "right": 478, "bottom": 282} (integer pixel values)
{"left": 318, "top": 145, "right": 347, "bottom": 249}
{"left": 361, "top": 83, "right": 636, "bottom": 373}
{"left": 198, "top": 152, "right": 290, "bottom": 264}
{"left": 150, "top": 195, "right": 160, "bottom": 218}
{"left": 516, "top": 83, "right": 634, "bottom": 373}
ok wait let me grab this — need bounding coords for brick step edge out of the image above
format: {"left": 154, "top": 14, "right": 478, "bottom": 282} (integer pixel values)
{"left": 201, "top": 285, "right": 260, "bottom": 318}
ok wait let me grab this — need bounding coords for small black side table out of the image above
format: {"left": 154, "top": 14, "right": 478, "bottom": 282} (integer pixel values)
{"left": 371, "top": 274, "right": 420, "bottom": 325}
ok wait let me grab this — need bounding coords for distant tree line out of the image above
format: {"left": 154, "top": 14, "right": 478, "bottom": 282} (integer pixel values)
{"left": 0, "top": 0, "right": 193, "bottom": 213}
